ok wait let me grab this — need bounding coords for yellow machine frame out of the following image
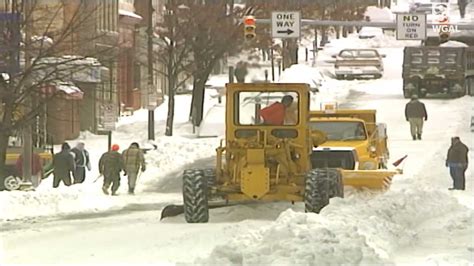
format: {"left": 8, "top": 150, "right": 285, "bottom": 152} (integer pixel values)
{"left": 215, "top": 83, "right": 315, "bottom": 202}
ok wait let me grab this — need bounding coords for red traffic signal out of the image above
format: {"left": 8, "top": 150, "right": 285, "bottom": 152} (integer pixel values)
{"left": 243, "top": 16, "right": 256, "bottom": 26}
{"left": 243, "top": 16, "right": 256, "bottom": 41}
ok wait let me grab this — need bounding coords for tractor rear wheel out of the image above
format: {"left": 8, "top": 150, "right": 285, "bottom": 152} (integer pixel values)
{"left": 305, "top": 168, "right": 344, "bottom": 213}
{"left": 183, "top": 169, "right": 209, "bottom": 223}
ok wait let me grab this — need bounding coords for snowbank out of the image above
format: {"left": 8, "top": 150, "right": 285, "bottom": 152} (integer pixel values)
{"left": 197, "top": 189, "right": 472, "bottom": 265}
{"left": 0, "top": 136, "right": 218, "bottom": 221}
{"left": 364, "top": 6, "right": 394, "bottom": 22}
{"left": 0, "top": 93, "right": 222, "bottom": 221}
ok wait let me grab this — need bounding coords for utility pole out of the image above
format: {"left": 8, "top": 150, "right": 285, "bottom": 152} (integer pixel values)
{"left": 147, "top": 0, "right": 155, "bottom": 140}
{"left": 22, "top": 0, "right": 32, "bottom": 187}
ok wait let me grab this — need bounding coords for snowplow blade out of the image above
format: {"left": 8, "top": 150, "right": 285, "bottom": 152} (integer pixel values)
{"left": 160, "top": 202, "right": 237, "bottom": 220}
{"left": 340, "top": 169, "right": 401, "bottom": 190}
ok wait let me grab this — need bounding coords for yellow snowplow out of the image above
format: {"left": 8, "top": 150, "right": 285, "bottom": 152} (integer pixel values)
{"left": 309, "top": 107, "right": 401, "bottom": 190}
{"left": 163, "top": 83, "right": 401, "bottom": 222}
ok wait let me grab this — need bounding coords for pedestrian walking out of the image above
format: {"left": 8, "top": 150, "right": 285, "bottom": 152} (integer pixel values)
{"left": 234, "top": 61, "right": 248, "bottom": 83}
{"left": 71, "top": 142, "right": 91, "bottom": 184}
{"left": 53, "top": 143, "right": 75, "bottom": 188}
{"left": 404, "top": 94, "right": 427, "bottom": 140}
{"left": 99, "top": 144, "right": 124, "bottom": 196}
{"left": 122, "top": 142, "right": 146, "bottom": 194}
{"left": 446, "top": 137, "right": 469, "bottom": 190}
{"left": 458, "top": 0, "right": 467, "bottom": 19}
{"left": 16, "top": 153, "right": 43, "bottom": 188}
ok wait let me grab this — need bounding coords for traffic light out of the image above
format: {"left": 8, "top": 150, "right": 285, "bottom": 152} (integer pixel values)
{"left": 243, "top": 15, "right": 256, "bottom": 41}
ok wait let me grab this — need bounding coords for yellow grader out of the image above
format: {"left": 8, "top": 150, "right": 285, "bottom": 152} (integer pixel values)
{"left": 175, "top": 83, "right": 399, "bottom": 223}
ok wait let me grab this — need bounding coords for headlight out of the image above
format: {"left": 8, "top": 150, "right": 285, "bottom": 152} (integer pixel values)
{"left": 291, "top": 152, "right": 301, "bottom": 160}
{"left": 369, "top": 146, "right": 376, "bottom": 153}
{"left": 361, "top": 161, "right": 377, "bottom": 170}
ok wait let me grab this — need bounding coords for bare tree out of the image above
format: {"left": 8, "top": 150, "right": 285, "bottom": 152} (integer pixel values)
{"left": 0, "top": 0, "right": 116, "bottom": 181}
{"left": 177, "top": 0, "right": 245, "bottom": 127}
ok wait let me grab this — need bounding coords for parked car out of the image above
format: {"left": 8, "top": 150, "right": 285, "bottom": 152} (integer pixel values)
{"left": 333, "top": 49, "right": 385, "bottom": 79}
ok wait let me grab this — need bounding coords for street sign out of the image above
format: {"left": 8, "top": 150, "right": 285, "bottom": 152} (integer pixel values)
{"left": 102, "top": 103, "right": 116, "bottom": 131}
{"left": 396, "top": 13, "right": 427, "bottom": 40}
{"left": 271, "top": 11, "right": 301, "bottom": 39}
{"left": 147, "top": 85, "right": 158, "bottom": 110}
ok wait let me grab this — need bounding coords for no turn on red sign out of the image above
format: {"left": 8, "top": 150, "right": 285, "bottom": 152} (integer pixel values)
{"left": 396, "top": 13, "right": 427, "bottom": 40}
{"left": 271, "top": 11, "right": 301, "bottom": 39}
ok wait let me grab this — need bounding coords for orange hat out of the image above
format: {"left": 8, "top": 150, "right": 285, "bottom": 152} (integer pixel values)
{"left": 111, "top": 144, "right": 120, "bottom": 151}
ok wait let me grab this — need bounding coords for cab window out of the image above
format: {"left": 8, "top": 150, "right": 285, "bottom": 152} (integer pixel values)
{"left": 310, "top": 121, "right": 367, "bottom": 141}
{"left": 235, "top": 91, "right": 299, "bottom": 126}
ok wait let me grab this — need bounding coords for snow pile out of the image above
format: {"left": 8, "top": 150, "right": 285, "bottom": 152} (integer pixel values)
{"left": 364, "top": 6, "right": 394, "bottom": 22}
{"left": 141, "top": 137, "right": 219, "bottom": 191}
{"left": 197, "top": 188, "right": 471, "bottom": 265}
{"left": 0, "top": 186, "right": 119, "bottom": 221}
{"left": 278, "top": 64, "right": 325, "bottom": 88}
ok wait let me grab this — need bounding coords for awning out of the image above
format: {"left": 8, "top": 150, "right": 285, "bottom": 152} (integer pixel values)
{"left": 119, "top": 9, "right": 142, "bottom": 24}
{"left": 40, "top": 82, "right": 83, "bottom": 100}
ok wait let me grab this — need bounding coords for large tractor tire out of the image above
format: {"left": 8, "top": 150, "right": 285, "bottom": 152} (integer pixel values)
{"left": 182, "top": 169, "right": 209, "bottom": 223}
{"left": 304, "top": 168, "right": 344, "bottom": 213}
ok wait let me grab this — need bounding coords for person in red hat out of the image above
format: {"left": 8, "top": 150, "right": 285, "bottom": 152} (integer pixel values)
{"left": 98, "top": 144, "right": 124, "bottom": 195}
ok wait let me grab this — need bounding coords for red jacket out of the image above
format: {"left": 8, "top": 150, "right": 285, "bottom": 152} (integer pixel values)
{"left": 16, "top": 154, "right": 43, "bottom": 176}
{"left": 259, "top": 102, "right": 285, "bottom": 125}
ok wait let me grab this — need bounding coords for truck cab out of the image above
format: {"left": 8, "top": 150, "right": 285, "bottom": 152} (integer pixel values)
{"left": 309, "top": 107, "right": 389, "bottom": 171}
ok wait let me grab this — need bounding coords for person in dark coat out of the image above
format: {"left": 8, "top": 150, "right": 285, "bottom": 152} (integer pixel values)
{"left": 404, "top": 94, "right": 428, "bottom": 140}
{"left": 234, "top": 61, "right": 248, "bottom": 83}
{"left": 122, "top": 142, "right": 146, "bottom": 194}
{"left": 446, "top": 136, "right": 469, "bottom": 190}
{"left": 99, "top": 144, "right": 124, "bottom": 196}
{"left": 53, "top": 143, "right": 75, "bottom": 188}
{"left": 71, "top": 142, "right": 91, "bottom": 184}
{"left": 458, "top": 0, "right": 467, "bottom": 19}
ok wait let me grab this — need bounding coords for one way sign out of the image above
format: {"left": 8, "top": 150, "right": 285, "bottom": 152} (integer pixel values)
{"left": 272, "top": 11, "right": 301, "bottom": 39}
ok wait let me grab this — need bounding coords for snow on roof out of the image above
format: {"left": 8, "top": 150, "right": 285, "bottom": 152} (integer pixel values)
{"left": 119, "top": 9, "right": 142, "bottom": 20}
{"left": 55, "top": 82, "right": 84, "bottom": 99}
{"left": 37, "top": 56, "right": 102, "bottom": 66}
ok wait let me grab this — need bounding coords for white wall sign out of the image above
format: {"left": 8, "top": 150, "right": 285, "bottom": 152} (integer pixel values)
{"left": 271, "top": 11, "right": 301, "bottom": 39}
{"left": 396, "top": 13, "right": 427, "bottom": 40}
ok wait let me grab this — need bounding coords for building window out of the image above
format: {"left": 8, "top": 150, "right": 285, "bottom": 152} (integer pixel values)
{"left": 97, "top": 0, "right": 118, "bottom": 33}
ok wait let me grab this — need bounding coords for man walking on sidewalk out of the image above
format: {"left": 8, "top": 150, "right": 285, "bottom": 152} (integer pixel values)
{"left": 446, "top": 136, "right": 469, "bottom": 190}
{"left": 71, "top": 142, "right": 91, "bottom": 184}
{"left": 405, "top": 94, "right": 428, "bottom": 140}
{"left": 122, "top": 142, "right": 146, "bottom": 194}
{"left": 99, "top": 144, "right": 124, "bottom": 196}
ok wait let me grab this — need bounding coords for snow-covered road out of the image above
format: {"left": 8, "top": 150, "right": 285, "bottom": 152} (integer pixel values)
{"left": 1, "top": 43, "right": 473, "bottom": 265}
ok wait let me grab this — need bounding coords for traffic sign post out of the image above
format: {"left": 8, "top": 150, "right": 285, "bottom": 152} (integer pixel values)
{"left": 396, "top": 13, "right": 427, "bottom": 40}
{"left": 271, "top": 11, "right": 301, "bottom": 39}
{"left": 103, "top": 103, "right": 116, "bottom": 131}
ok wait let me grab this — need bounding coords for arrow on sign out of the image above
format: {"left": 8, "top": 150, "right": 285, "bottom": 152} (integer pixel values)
{"left": 277, "top": 28, "right": 294, "bottom": 35}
